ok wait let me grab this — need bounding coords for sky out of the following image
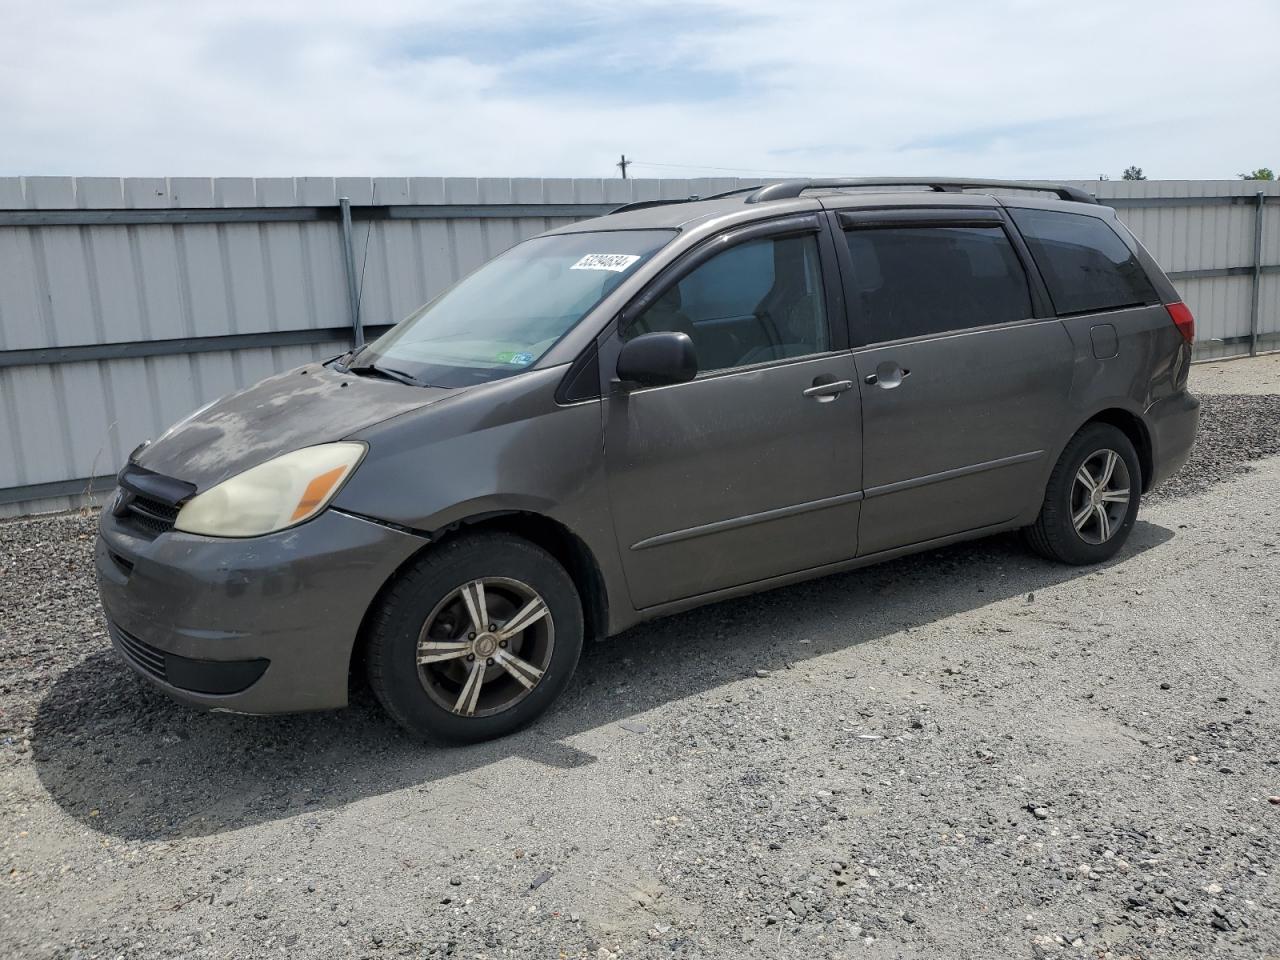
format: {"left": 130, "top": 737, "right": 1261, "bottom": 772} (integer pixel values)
{"left": 1, "top": 0, "right": 1277, "bottom": 181}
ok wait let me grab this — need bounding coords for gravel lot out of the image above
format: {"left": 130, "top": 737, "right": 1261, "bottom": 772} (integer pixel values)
{"left": 1190, "top": 353, "right": 1280, "bottom": 396}
{"left": 2, "top": 361, "right": 1278, "bottom": 960}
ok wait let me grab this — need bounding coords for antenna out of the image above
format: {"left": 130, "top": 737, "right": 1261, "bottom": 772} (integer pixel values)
{"left": 355, "top": 181, "right": 377, "bottom": 335}
{"left": 338, "top": 182, "right": 378, "bottom": 357}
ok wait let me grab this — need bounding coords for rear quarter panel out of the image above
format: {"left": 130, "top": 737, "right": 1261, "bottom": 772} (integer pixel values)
{"left": 1002, "top": 198, "right": 1193, "bottom": 486}
{"left": 1057, "top": 304, "right": 1192, "bottom": 471}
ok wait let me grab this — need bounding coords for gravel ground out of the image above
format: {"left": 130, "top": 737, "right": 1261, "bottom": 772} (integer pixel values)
{"left": 1146, "top": 393, "right": 1280, "bottom": 503}
{"left": 1190, "top": 354, "right": 1280, "bottom": 396}
{"left": 2, "top": 377, "right": 1278, "bottom": 960}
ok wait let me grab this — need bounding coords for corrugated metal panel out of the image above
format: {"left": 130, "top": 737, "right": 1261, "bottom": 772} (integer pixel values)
{"left": 1, "top": 176, "right": 1277, "bottom": 517}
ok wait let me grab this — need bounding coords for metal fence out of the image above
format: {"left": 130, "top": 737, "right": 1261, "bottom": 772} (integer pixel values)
{"left": 1, "top": 176, "right": 1277, "bottom": 517}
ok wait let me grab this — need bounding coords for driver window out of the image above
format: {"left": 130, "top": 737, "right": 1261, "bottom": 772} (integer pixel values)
{"left": 625, "top": 233, "right": 829, "bottom": 372}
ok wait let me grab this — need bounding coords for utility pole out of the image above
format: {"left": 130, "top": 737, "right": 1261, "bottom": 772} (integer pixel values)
{"left": 618, "top": 154, "right": 631, "bottom": 179}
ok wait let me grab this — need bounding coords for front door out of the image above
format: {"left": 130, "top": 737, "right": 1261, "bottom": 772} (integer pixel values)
{"left": 833, "top": 210, "right": 1075, "bottom": 555}
{"left": 603, "top": 218, "right": 863, "bottom": 609}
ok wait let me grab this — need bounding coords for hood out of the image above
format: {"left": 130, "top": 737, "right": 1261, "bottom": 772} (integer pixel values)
{"left": 133, "top": 362, "right": 456, "bottom": 490}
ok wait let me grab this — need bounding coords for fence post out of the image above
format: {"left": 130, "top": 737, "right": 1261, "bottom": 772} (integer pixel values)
{"left": 1250, "top": 191, "right": 1264, "bottom": 357}
{"left": 338, "top": 197, "right": 364, "bottom": 350}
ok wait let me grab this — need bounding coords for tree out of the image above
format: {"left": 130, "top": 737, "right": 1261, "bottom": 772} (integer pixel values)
{"left": 1240, "top": 168, "right": 1275, "bottom": 181}
{"left": 1122, "top": 166, "right": 1146, "bottom": 181}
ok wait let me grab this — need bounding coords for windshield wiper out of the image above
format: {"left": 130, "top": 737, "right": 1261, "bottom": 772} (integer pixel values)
{"left": 346, "top": 363, "right": 427, "bottom": 387}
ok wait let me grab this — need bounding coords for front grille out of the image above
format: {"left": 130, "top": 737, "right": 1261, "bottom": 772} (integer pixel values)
{"left": 121, "top": 494, "right": 179, "bottom": 537}
{"left": 114, "top": 625, "right": 168, "bottom": 682}
{"left": 110, "top": 623, "right": 270, "bottom": 695}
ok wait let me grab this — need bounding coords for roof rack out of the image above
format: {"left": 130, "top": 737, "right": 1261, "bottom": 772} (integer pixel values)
{"left": 744, "top": 178, "right": 1096, "bottom": 205}
{"left": 610, "top": 185, "right": 761, "bottom": 215}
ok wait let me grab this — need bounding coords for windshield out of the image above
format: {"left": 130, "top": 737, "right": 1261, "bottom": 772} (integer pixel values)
{"left": 348, "top": 229, "right": 675, "bottom": 387}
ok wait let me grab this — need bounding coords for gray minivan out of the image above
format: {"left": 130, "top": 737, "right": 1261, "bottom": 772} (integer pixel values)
{"left": 96, "top": 178, "right": 1200, "bottom": 743}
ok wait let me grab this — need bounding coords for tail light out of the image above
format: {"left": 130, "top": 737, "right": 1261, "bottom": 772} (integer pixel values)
{"left": 1166, "top": 301, "right": 1195, "bottom": 344}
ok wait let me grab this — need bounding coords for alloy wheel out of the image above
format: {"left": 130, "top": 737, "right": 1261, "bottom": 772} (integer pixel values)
{"left": 415, "top": 577, "right": 555, "bottom": 718}
{"left": 1070, "top": 448, "right": 1131, "bottom": 545}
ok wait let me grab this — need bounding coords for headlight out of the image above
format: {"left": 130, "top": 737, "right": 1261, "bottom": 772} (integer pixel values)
{"left": 174, "top": 442, "right": 365, "bottom": 537}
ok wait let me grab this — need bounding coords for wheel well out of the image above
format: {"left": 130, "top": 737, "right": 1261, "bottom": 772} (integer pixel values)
{"left": 347, "top": 511, "right": 609, "bottom": 691}
{"left": 432, "top": 511, "right": 609, "bottom": 642}
{"left": 1085, "top": 408, "right": 1154, "bottom": 492}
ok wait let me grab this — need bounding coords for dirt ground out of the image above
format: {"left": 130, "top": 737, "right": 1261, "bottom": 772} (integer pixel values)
{"left": 1, "top": 357, "right": 1277, "bottom": 960}
{"left": 1190, "top": 352, "right": 1280, "bottom": 395}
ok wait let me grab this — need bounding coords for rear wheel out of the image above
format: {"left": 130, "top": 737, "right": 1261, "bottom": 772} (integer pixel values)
{"left": 367, "top": 533, "right": 583, "bottom": 744}
{"left": 1025, "top": 423, "right": 1141, "bottom": 565}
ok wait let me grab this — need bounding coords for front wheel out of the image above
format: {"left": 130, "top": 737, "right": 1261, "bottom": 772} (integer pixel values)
{"left": 1024, "top": 423, "right": 1142, "bottom": 565}
{"left": 366, "top": 532, "right": 583, "bottom": 744}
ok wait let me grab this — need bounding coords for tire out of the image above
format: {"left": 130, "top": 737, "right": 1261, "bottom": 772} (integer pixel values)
{"left": 1024, "top": 423, "right": 1142, "bottom": 565}
{"left": 366, "top": 532, "right": 583, "bottom": 745}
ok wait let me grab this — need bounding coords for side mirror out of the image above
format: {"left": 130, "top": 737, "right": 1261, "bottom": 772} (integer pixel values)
{"left": 616, "top": 332, "right": 698, "bottom": 387}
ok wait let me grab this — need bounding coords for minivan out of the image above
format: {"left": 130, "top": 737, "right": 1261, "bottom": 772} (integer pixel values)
{"left": 96, "top": 177, "right": 1200, "bottom": 743}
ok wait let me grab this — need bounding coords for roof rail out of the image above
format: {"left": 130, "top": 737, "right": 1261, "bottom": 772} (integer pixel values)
{"left": 610, "top": 185, "right": 762, "bottom": 215}
{"left": 744, "top": 177, "right": 1096, "bottom": 205}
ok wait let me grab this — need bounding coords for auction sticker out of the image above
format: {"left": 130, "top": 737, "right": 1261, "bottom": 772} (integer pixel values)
{"left": 570, "top": 253, "right": 641, "bottom": 272}
{"left": 495, "top": 351, "right": 536, "bottom": 365}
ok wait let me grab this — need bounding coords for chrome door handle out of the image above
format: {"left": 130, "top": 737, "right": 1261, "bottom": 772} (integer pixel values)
{"left": 803, "top": 379, "right": 854, "bottom": 402}
{"left": 868, "top": 363, "right": 911, "bottom": 389}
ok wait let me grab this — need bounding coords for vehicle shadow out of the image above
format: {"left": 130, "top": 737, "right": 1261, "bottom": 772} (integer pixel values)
{"left": 31, "top": 521, "right": 1174, "bottom": 841}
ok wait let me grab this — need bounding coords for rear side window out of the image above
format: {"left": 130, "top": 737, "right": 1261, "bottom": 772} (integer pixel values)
{"left": 1008, "top": 208, "right": 1158, "bottom": 315}
{"left": 843, "top": 225, "right": 1032, "bottom": 343}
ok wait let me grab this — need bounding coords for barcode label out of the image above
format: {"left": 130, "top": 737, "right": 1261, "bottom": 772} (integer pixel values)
{"left": 570, "top": 253, "right": 642, "bottom": 272}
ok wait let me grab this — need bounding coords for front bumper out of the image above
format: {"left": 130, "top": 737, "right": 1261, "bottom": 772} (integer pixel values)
{"left": 96, "top": 505, "right": 427, "bottom": 713}
{"left": 1146, "top": 390, "right": 1201, "bottom": 490}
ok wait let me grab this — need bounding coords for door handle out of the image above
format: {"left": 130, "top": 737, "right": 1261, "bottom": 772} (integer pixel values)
{"left": 866, "top": 363, "right": 911, "bottom": 389}
{"left": 803, "top": 379, "right": 854, "bottom": 402}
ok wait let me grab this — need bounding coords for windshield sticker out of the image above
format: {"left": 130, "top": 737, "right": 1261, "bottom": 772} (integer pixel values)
{"left": 570, "top": 253, "right": 641, "bottom": 273}
{"left": 495, "top": 351, "right": 536, "bottom": 366}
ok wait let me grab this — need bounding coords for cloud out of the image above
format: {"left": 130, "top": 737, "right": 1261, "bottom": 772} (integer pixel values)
{"left": 1, "top": 0, "right": 1276, "bottom": 179}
